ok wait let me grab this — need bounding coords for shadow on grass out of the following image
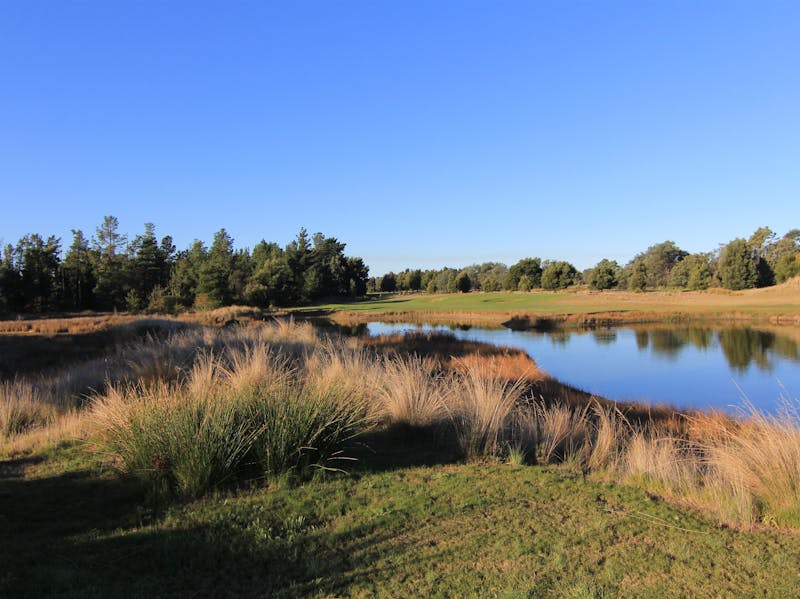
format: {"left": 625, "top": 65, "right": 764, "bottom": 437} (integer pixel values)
{"left": 349, "top": 423, "right": 463, "bottom": 475}
{"left": 0, "top": 448, "right": 453, "bottom": 598}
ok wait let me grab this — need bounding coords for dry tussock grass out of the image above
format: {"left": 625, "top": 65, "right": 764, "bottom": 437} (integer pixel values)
{"left": 0, "top": 314, "right": 144, "bottom": 335}
{"left": 449, "top": 358, "right": 527, "bottom": 459}
{"left": 376, "top": 354, "right": 446, "bottom": 428}
{"left": 6, "top": 314, "right": 800, "bottom": 526}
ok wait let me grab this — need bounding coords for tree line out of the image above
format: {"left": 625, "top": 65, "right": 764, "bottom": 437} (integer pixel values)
{"left": 2, "top": 221, "right": 798, "bottom": 315}
{"left": 371, "top": 226, "right": 800, "bottom": 294}
{"left": 0, "top": 216, "right": 368, "bottom": 314}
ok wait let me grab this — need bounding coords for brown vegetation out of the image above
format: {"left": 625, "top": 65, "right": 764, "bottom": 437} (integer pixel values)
{"left": 3, "top": 316, "right": 800, "bottom": 527}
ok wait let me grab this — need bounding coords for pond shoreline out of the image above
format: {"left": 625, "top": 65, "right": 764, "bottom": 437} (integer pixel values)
{"left": 312, "top": 308, "right": 800, "bottom": 331}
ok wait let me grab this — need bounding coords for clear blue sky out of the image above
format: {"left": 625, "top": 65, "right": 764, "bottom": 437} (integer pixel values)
{"left": 1, "top": 1, "right": 798, "bottom": 275}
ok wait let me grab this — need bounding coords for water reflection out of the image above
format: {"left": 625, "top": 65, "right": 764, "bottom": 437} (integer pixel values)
{"left": 555, "top": 326, "right": 799, "bottom": 373}
{"left": 358, "top": 320, "right": 800, "bottom": 412}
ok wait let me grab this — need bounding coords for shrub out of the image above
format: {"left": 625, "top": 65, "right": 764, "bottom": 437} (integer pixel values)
{"left": 587, "top": 259, "right": 619, "bottom": 290}
{"left": 541, "top": 261, "right": 578, "bottom": 290}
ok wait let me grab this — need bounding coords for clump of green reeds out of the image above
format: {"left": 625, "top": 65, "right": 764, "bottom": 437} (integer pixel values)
{"left": 90, "top": 344, "right": 368, "bottom": 499}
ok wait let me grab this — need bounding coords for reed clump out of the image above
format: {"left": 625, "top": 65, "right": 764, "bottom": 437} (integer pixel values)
{"left": 90, "top": 345, "right": 368, "bottom": 499}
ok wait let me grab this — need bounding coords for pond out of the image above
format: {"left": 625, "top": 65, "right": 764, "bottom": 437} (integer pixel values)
{"left": 364, "top": 322, "right": 800, "bottom": 414}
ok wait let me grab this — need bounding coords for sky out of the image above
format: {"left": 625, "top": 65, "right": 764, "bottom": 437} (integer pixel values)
{"left": 1, "top": 1, "right": 798, "bottom": 276}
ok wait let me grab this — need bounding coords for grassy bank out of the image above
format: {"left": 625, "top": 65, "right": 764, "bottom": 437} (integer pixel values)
{"left": 3, "top": 442, "right": 800, "bottom": 598}
{"left": 292, "top": 279, "right": 800, "bottom": 328}
{"left": 3, "top": 315, "right": 800, "bottom": 596}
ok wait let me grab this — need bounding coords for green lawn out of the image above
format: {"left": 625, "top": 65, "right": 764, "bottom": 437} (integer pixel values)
{"left": 291, "top": 288, "right": 800, "bottom": 323}
{"left": 299, "top": 292, "right": 583, "bottom": 313}
{"left": 3, "top": 439, "right": 799, "bottom": 598}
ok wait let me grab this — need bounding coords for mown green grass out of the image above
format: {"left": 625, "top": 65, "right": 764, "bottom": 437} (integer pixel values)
{"left": 293, "top": 288, "right": 800, "bottom": 320}
{"left": 297, "top": 292, "right": 595, "bottom": 314}
{"left": 3, "top": 440, "right": 800, "bottom": 598}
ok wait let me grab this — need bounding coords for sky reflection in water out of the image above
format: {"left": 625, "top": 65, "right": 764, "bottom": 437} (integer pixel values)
{"left": 365, "top": 322, "right": 800, "bottom": 414}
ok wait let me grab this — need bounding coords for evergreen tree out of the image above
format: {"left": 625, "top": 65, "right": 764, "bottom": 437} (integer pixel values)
{"left": 455, "top": 271, "right": 472, "bottom": 293}
{"left": 197, "top": 229, "right": 235, "bottom": 308}
{"left": 62, "top": 229, "right": 95, "bottom": 310}
{"left": 169, "top": 240, "right": 207, "bottom": 308}
{"left": 0, "top": 244, "right": 17, "bottom": 313}
{"left": 15, "top": 234, "right": 61, "bottom": 312}
{"left": 345, "top": 257, "right": 369, "bottom": 296}
{"left": 92, "top": 215, "right": 128, "bottom": 309}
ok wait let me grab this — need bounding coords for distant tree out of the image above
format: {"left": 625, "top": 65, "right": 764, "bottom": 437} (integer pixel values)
{"left": 628, "top": 261, "right": 648, "bottom": 292}
{"left": 687, "top": 261, "right": 713, "bottom": 290}
{"left": 61, "top": 229, "right": 96, "bottom": 310}
{"left": 285, "top": 228, "right": 312, "bottom": 299}
{"left": 632, "top": 241, "right": 688, "bottom": 288}
{"left": 541, "top": 261, "right": 577, "bottom": 290}
{"left": 774, "top": 253, "right": 800, "bottom": 283}
{"left": 197, "top": 228, "right": 235, "bottom": 307}
{"left": 15, "top": 234, "right": 61, "bottom": 312}
{"left": 229, "top": 249, "right": 253, "bottom": 304}
{"left": 475, "top": 262, "right": 507, "bottom": 292}
{"left": 345, "top": 257, "right": 369, "bottom": 296}
{"left": 0, "top": 249, "right": 10, "bottom": 313}
{"left": 426, "top": 279, "right": 437, "bottom": 294}
{"left": 719, "top": 238, "right": 757, "bottom": 290}
{"left": 380, "top": 272, "right": 397, "bottom": 292}
{"left": 506, "top": 258, "right": 542, "bottom": 290}
{"left": 445, "top": 271, "right": 458, "bottom": 293}
{"left": 768, "top": 229, "right": 800, "bottom": 283}
{"left": 587, "top": 259, "right": 619, "bottom": 290}
{"left": 169, "top": 240, "right": 207, "bottom": 308}
{"left": 406, "top": 269, "right": 422, "bottom": 291}
{"left": 128, "top": 223, "right": 173, "bottom": 308}
{"left": 667, "top": 253, "right": 712, "bottom": 290}
{"left": 92, "top": 215, "right": 128, "bottom": 309}
{"left": 0, "top": 244, "right": 19, "bottom": 312}
{"left": 455, "top": 271, "right": 472, "bottom": 293}
{"left": 747, "top": 226, "right": 776, "bottom": 287}
{"left": 517, "top": 274, "right": 533, "bottom": 291}
{"left": 245, "top": 256, "right": 296, "bottom": 306}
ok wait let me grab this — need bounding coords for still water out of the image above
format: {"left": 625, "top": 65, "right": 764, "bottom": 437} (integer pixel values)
{"left": 365, "top": 322, "right": 800, "bottom": 413}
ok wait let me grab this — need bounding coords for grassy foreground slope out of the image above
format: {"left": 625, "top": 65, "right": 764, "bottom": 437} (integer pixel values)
{"left": 3, "top": 442, "right": 800, "bottom": 598}
{"left": 294, "top": 278, "right": 800, "bottom": 326}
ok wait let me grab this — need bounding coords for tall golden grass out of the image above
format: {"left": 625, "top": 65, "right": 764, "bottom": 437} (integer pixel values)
{"left": 4, "top": 317, "right": 800, "bottom": 526}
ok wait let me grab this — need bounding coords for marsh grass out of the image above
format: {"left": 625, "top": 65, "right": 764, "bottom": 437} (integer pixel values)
{"left": 376, "top": 354, "right": 447, "bottom": 428}
{"left": 448, "top": 358, "right": 527, "bottom": 459}
{"left": 0, "top": 380, "right": 57, "bottom": 438}
{"left": 90, "top": 339, "right": 369, "bottom": 499}
{"left": 8, "top": 314, "right": 800, "bottom": 527}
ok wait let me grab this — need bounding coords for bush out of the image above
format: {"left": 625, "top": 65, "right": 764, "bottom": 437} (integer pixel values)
{"left": 587, "top": 259, "right": 618, "bottom": 290}
{"left": 541, "top": 261, "right": 577, "bottom": 290}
